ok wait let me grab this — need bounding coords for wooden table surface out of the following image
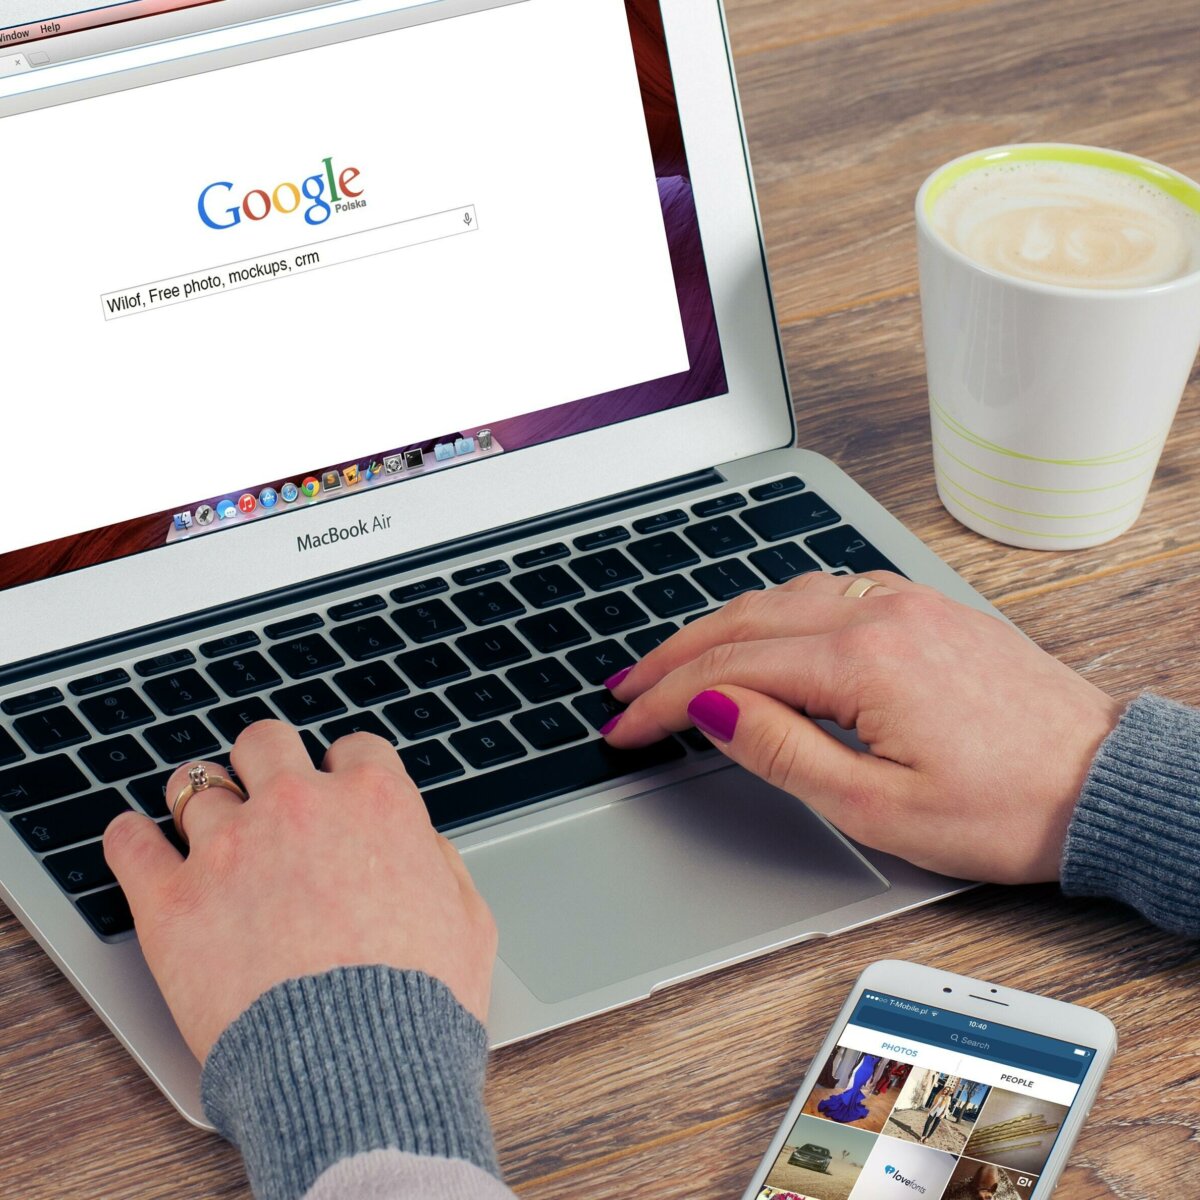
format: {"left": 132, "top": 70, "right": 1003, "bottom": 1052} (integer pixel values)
{"left": 3, "top": 1, "right": 1199, "bottom": 1196}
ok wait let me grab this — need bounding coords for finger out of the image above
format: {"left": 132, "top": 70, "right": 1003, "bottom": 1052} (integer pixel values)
{"left": 605, "top": 635, "right": 856, "bottom": 746}
{"left": 653, "top": 683, "right": 908, "bottom": 846}
{"left": 103, "top": 810, "right": 183, "bottom": 916}
{"left": 165, "top": 760, "right": 245, "bottom": 846}
{"left": 609, "top": 572, "right": 906, "bottom": 701}
{"left": 436, "top": 834, "right": 478, "bottom": 894}
{"left": 230, "top": 719, "right": 314, "bottom": 792}
{"left": 322, "top": 730, "right": 408, "bottom": 776}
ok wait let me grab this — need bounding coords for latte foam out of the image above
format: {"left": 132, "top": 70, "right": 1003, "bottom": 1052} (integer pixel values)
{"left": 931, "top": 160, "right": 1200, "bottom": 288}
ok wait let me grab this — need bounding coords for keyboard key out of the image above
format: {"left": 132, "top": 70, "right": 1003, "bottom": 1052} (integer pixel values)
{"left": 271, "top": 682, "right": 347, "bottom": 726}
{"left": 570, "top": 548, "right": 642, "bottom": 592}
{"left": 445, "top": 676, "right": 521, "bottom": 722}
{"left": 566, "top": 640, "right": 635, "bottom": 686}
{"left": 399, "top": 740, "right": 464, "bottom": 789}
{"left": 512, "top": 565, "right": 585, "bottom": 610}
{"left": 269, "top": 636, "right": 344, "bottom": 681}
{"left": 628, "top": 532, "right": 700, "bottom": 576}
{"left": 68, "top": 668, "right": 131, "bottom": 697}
{"left": 390, "top": 578, "right": 449, "bottom": 604}
{"left": 634, "top": 575, "right": 707, "bottom": 618}
{"left": 79, "top": 736, "right": 156, "bottom": 784}
{"left": 632, "top": 509, "right": 688, "bottom": 534}
{"left": 301, "top": 731, "right": 327, "bottom": 769}
{"left": 328, "top": 595, "right": 386, "bottom": 622}
{"left": 264, "top": 613, "right": 324, "bottom": 640}
{"left": 743, "top": 491, "right": 840, "bottom": 542}
{"left": 12, "top": 789, "right": 129, "bottom": 852}
{"left": 425, "top": 737, "right": 686, "bottom": 831}
{"left": 692, "top": 493, "right": 746, "bottom": 517}
{"left": 458, "top": 628, "right": 531, "bottom": 671}
{"left": 144, "top": 716, "right": 220, "bottom": 763}
{"left": 749, "top": 542, "right": 822, "bottom": 584}
{"left": 396, "top": 644, "right": 471, "bottom": 689}
{"left": 134, "top": 649, "right": 195, "bottom": 677}
{"left": 207, "top": 652, "right": 283, "bottom": 698}
{"left": 576, "top": 593, "right": 650, "bottom": 636}
{"left": 208, "top": 696, "right": 276, "bottom": 743}
{"left": 128, "top": 770, "right": 174, "bottom": 817}
{"left": 512, "top": 543, "right": 569, "bottom": 568}
{"left": 330, "top": 616, "right": 404, "bottom": 662}
{"left": 627, "top": 623, "right": 678, "bottom": 657}
{"left": 143, "top": 670, "right": 219, "bottom": 716}
{"left": 79, "top": 691, "right": 156, "bottom": 734}
{"left": 0, "top": 727, "right": 23, "bottom": 767}
{"left": 333, "top": 662, "right": 410, "bottom": 708}
{"left": 805, "top": 526, "right": 903, "bottom": 576}
{"left": 683, "top": 610, "right": 715, "bottom": 625}
{"left": 749, "top": 475, "right": 805, "bottom": 502}
{"left": 517, "top": 610, "right": 590, "bottom": 653}
{"left": 384, "top": 695, "right": 460, "bottom": 740}
{"left": 453, "top": 583, "right": 525, "bottom": 627}
{"left": 14, "top": 706, "right": 90, "bottom": 754}
{"left": 693, "top": 560, "right": 766, "bottom": 602}
{"left": 506, "top": 659, "right": 581, "bottom": 704}
{"left": 392, "top": 599, "right": 466, "bottom": 644}
{"left": 1, "top": 687, "right": 64, "bottom": 716}
{"left": 686, "top": 517, "right": 755, "bottom": 559}
{"left": 198, "top": 631, "right": 261, "bottom": 659}
{"left": 680, "top": 727, "right": 720, "bottom": 754}
{"left": 45, "top": 842, "right": 115, "bottom": 894}
{"left": 450, "top": 722, "right": 526, "bottom": 770}
{"left": 452, "top": 560, "right": 509, "bottom": 586}
{"left": 573, "top": 526, "right": 629, "bottom": 551}
{"left": 572, "top": 690, "right": 626, "bottom": 731}
{"left": 76, "top": 887, "right": 133, "bottom": 937}
{"left": 321, "top": 712, "right": 398, "bottom": 747}
{"left": 512, "top": 704, "right": 587, "bottom": 750}
{"left": 0, "top": 755, "right": 90, "bottom": 812}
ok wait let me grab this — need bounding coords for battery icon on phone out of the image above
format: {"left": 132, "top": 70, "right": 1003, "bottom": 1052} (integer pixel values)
{"left": 1074, "top": 1048, "right": 1088, "bottom": 1056}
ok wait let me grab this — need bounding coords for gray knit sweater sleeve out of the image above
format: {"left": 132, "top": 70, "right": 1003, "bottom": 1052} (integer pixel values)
{"left": 1061, "top": 692, "right": 1200, "bottom": 936}
{"left": 200, "top": 966, "right": 517, "bottom": 1200}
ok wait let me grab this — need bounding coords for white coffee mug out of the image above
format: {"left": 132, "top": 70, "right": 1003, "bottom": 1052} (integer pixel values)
{"left": 916, "top": 144, "right": 1200, "bottom": 550}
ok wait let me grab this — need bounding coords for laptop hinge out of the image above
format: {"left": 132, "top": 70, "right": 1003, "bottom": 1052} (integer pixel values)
{"left": 2, "top": 467, "right": 724, "bottom": 687}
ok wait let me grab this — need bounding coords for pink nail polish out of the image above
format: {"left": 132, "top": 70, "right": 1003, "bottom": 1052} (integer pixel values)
{"left": 687, "top": 690, "right": 739, "bottom": 742}
{"left": 604, "top": 666, "right": 633, "bottom": 690}
{"left": 599, "top": 714, "right": 622, "bottom": 736}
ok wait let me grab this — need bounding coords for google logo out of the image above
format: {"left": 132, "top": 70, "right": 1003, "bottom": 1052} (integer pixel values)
{"left": 198, "top": 156, "right": 363, "bottom": 230}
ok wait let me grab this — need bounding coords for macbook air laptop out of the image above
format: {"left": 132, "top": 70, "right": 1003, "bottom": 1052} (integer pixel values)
{"left": 0, "top": 0, "right": 993, "bottom": 1128}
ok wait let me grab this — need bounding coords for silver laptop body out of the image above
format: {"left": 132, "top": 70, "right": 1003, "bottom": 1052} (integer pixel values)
{"left": 0, "top": 0, "right": 990, "bottom": 1127}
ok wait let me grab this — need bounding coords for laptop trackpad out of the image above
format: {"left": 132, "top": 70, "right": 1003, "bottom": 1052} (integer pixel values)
{"left": 462, "top": 764, "right": 889, "bottom": 1005}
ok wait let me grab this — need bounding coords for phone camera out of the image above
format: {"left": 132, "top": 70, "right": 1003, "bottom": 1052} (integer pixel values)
{"left": 942, "top": 987, "right": 952, "bottom": 993}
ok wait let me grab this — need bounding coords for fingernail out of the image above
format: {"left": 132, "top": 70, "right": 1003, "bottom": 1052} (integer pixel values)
{"left": 599, "top": 714, "right": 622, "bottom": 736}
{"left": 604, "top": 666, "right": 633, "bottom": 691}
{"left": 687, "top": 690, "right": 739, "bottom": 742}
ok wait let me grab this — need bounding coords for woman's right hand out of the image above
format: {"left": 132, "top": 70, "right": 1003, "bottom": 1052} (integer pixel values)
{"left": 605, "top": 571, "right": 1122, "bottom": 885}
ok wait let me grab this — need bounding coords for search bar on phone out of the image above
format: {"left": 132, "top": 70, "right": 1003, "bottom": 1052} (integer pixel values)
{"left": 0, "top": 0, "right": 437, "bottom": 98}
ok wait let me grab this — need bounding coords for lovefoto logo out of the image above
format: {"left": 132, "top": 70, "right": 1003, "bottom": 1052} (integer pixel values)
{"left": 296, "top": 513, "right": 392, "bottom": 552}
{"left": 885, "top": 1167, "right": 927, "bottom": 1194}
{"left": 198, "top": 157, "right": 366, "bottom": 230}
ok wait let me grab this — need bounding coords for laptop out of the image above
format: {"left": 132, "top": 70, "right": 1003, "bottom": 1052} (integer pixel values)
{"left": 0, "top": 0, "right": 994, "bottom": 1128}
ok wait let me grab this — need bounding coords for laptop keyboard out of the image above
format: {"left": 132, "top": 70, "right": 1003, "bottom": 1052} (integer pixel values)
{"left": 0, "top": 475, "right": 901, "bottom": 940}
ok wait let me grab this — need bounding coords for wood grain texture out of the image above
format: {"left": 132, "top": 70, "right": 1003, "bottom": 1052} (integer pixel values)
{"left": 3, "top": 1, "right": 1199, "bottom": 1197}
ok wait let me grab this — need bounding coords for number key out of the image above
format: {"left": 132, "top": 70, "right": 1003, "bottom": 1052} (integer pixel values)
{"left": 269, "top": 636, "right": 344, "bottom": 680}
{"left": 207, "top": 652, "right": 282, "bottom": 697}
{"left": 143, "top": 670, "right": 219, "bottom": 716}
{"left": 79, "top": 688, "right": 155, "bottom": 735}
{"left": 13, "top": 706, "right": 89, "bottom": 754}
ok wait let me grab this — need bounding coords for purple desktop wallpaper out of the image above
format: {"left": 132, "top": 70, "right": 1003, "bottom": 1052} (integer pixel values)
{"left": 1, "top": 0, "right": 727, "bottom": 592}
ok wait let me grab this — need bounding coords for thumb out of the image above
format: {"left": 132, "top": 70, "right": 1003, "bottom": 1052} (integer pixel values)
{"left": 684, "top": 685, "right": 907, "bottom": 845}
{"left": 103, "top": 811, "right": 182, "bottom": 918}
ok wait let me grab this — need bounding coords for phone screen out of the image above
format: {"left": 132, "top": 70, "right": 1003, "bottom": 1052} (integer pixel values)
{"left": 755, "top": 990, "right": 1097, "bottom": 1200}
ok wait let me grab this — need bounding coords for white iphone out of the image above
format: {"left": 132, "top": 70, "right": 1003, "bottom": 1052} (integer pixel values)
{"left": 741, "top": 960, "right": 1116, "bottom": 1200}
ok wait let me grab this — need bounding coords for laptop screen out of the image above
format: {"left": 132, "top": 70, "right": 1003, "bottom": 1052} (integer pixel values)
{"left": 0, "top": 0, "right": 727, "bottom": 594}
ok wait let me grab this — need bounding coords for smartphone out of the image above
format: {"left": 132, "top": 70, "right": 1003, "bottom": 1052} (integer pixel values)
{"left": 741, "top": 960, "right": 1116, "bottom": 1200}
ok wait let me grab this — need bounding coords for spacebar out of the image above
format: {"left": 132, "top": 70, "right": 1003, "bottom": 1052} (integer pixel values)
{"left": 424, "top": 737, "right": 686, "bottom": 831}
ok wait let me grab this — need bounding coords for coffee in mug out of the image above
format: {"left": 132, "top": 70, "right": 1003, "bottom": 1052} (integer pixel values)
{"left": 916, "top": 145, "right": 1200, "bottom": 550}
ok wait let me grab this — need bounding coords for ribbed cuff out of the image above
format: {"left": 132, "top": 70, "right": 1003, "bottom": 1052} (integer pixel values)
{"left": 1062, "top": 693, "right": 1200, "bottom": 937}
{"left": 200, "top": 967, "right": 500, "bottom": 1200}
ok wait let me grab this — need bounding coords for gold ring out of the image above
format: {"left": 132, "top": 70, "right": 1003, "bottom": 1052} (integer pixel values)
{"left": 171, "top": 762, "right": 248, "bottom": 845}
{"left": 843, "top": 578, "right": 886, "bottom": 599}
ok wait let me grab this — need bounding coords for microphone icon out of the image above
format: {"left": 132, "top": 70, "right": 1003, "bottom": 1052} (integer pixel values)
{"left": 463, "top": 211, "right": 473, "bottom": 226}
